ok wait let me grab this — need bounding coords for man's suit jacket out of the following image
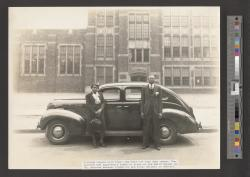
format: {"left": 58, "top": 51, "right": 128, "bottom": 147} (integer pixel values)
{"left": 141, "top": 84, "right": 163, "bottom": 115}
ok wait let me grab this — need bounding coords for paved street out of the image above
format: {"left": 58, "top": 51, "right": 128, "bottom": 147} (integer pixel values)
{"left": 9, "top": 92, "right": 220, "bottom": 169}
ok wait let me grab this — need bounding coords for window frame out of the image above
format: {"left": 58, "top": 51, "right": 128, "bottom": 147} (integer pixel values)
{"left": 101, "top": 87, "right": 121, "bottom": 101}
{"left": 22, "top": 43, "right": 47, "bottom": 76}
{"left": 124, "top": 87, "right": 142, "bottom": 101}
{"left": 57, "top": 44, "right": 82, "bottom": 76}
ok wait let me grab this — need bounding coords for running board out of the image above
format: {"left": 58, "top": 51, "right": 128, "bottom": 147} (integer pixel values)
{"left": 105, "top": 130, "right": 142, "bottom": 136}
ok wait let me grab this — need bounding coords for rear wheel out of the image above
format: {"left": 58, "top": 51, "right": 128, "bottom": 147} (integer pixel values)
{"left": 46, "top": 120, "right": 70, "bottom": 145}
{"left": 159, "top": 121, "right": 177, "bottom": 145}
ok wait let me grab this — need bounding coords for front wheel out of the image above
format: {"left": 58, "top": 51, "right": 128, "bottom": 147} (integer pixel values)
{"left": 46, "top": 120, "right": 70, "bottom": 145}
{"left": 159, "top": 121, "right": 177, "bottom": 145}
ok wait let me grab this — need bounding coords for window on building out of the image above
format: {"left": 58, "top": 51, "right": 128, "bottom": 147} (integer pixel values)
{"left": 129, "top": 49, "right": 135, "bottom": 62}
{"left": 195, "top": 67, "right": 202, "bottom": 86}
{"left": 173, "top": 67, "right": 181, "bottom": 86}
{"left": 144, "top": 49, "right": 149, "bottom": 62}
{"left": 74, "top": 46, "right": 80, "bottom": 74}
{"left": 173, "top": 35, "right": 180, "bottom": 58}
{"left": 136, "top": 49, "right": 142, "bottom": 62}
{"left": 164, "top": 67, "right": 172, "bottom": 86}
{"left": 106, "top": 35, "right": 113, "bottom": 57}
{"left": 180, "top": 16, "right": 188, "bottom": 27}
{"left": 203, "top": 67, "right": 211, "bottom": 86}
{"left": 142, "top": 15, "right": 149, "bottom": 39}
{"left": 31, "top": 46, "right": 38, "bottom": 73}
{"left": 106, "top": 11, "right": 114, "bottom": 27}
{"left": 97, "top": 35, "right": 105, "bottom": 57}
{"left": 194, "top": 36, "right": 201, "bottom": 58}
{"left": 164, "top": 36, "right": 171, "bottom": 58}
{"left": 129, "top": 48, "right": 149, "bottom": 63}
{"left": 211, "top": 68, "right": 217, "bottom": 86}
{"left": 181, "top": 35, "right": 189, "bottom": 58}
{"left": 163, "top": 16, "right": 171, "bottom": 27}
{"left": 172, "top": 16, "right": 180, "bottom": 27}
{"left": 96, "top": 66, "right": 114, "bottom": 85}
{"left": 129, "top": 14, "right": 135, "bottom": 39}
{"left": 23, "top": 45, "right": 45, "bottom": 75}
{"left": 59, "top": 45, "right": 81, "bottom": 75}
{"left": 203, "top": 35, "right": 210, "bottom": 57}
{"left": 202, "top": 16, "right": 209, "bottom": 28}
{"left": 211, "top": 36, "right": 217, "bottom": 57}
{"left": 192, "top": 16, "right": 201, "bottom": 28}
{"left": 182, "top": 67, "right": 190, "bottom": 86}
{"left": 97, "top": 11, "right": 105, "bottom": 27}
{"left": 136, "top": 15, "right": 142, "bottom": 40}
{"left": 129, "top": 14, "right": 149, "bottom": 40}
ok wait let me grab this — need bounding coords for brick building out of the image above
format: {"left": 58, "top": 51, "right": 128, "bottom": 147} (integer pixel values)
{"left": 14, "top": 7, "right": 219, "bottom": 92}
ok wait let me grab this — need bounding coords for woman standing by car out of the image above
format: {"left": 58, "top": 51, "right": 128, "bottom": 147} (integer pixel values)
{"left": 85, "top": 83, "right": 106, "bottom": 147}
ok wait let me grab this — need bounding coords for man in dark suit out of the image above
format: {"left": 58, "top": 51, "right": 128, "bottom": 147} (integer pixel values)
{"left": 86, "top": 83, "right": 106, "bottom": 147}
{"left": 141, "top": 75, "right": 163, "bottom": 150}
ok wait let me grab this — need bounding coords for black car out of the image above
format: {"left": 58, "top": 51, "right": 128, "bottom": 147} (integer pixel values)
{"left": 37, "top": 82, "right": 201, "bottom": 145}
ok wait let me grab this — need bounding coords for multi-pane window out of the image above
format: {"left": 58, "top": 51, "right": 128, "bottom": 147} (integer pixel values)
{"left": 180, "top": 16, "right": 188, "bottom": 27}
{"left": 173, "top": 67, "right": 181, "bottom": 86}
{"left": 106, "top": 35, "right": 113, "bottom": 57}
{"left": 195, "top": 67, "right": 202, "bottom": 86}
{"left": 96, "top": 66, "right": 113, "bottom": 84}
{"left": 23, "top": 44, "right": 46, "bottom": 75}
{"left": 192, "top": 16, "right": 201, "bottom": 28}
{"left": 164, "top": 67, "right": 190, "bottom": 86}
{"left": 164, "top": 36, "right": 171, "bottom": 58}
{"left": 163, "top": 16, "right": 171, "bottom": 27}
{"left": 97, "top": 11, "right": 105, "bottom": 27}
{"left": 172, "top": 16, "right": 180, "bottom": 27}
{"left": 203, "top": 67, "right": 211, "bottom": 86}
{"left": 211, "top": 36, "right": 217, "bottom": 57}
{"left": 182, "top": 67, "right": 190, "bottom": 86}
{"left": 106, "top": 11, "right": 114, "bottom": 27}
{"left": 173, "top": 35, "right": 180, "bottom": 58}
{"left": 203, "top": 67, "right": 217, "bottom": 86}
{"left": 181, "top": 35, "right": 189, "bottom": 58}
{"left": 203, "top": 35, "right": 210, "bottom": 57}
{"left": 164, "top": 67, "right": 172, "bottom": 86}
{"left": 97, "top": 35, "right": 105, "bottom": 57}
{"left": 202, "top": 16, "right": 209, "bottom": 28}
{"left": 129, "top": 48, "right": 150, "bottom": 63}
{"left": 59, "top": 45, "right": 81, "bottom": 75}
{"left": 129, "top": 14, "right": 149, "bottom": 40}
{"left": 144, "top": 49, "right": 149, "bottom": 62}
{"left": 194, "top": 36, "right": 201, "bottom": 58}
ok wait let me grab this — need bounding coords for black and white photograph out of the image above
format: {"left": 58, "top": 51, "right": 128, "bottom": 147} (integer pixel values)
{"left": 9, "top": 6, "right": 220, "bottom": 169}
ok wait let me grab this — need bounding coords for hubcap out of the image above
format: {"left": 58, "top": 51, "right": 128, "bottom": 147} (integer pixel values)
{"left": 160, "top": 126, "right": 170, "bottom": 138}
{"left": 52, "top": 126, "right": 64, "bottom": 139}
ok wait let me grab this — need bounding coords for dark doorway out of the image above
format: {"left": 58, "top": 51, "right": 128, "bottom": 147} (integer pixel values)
{"left": 130, "top": 74, "right": 147, "bottom": 82}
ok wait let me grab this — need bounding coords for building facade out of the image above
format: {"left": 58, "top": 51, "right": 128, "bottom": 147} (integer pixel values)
{"left": 15, "top": 8, "right": 219, "bottom": 92}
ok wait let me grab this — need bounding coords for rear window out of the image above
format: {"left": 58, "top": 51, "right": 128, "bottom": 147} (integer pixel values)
{"left": 162, "top": 90, "right": 181, "bottom": 105}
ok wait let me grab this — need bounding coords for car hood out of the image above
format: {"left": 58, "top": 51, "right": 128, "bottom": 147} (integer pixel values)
{"left": 47, "top": 99, "right": 86, "bottom": 109}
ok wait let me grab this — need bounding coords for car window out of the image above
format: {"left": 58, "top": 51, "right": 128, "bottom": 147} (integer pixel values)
{"left": 125, "top": 88, "right": 142, "bottom": 101}
{"left": 162, "top": 90, "right": 181, "bottom": 105}
{"left": 101, "top": 88, "right": 120, "bottom": 101}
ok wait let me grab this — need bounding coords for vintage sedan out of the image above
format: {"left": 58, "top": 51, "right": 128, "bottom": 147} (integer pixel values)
{"left": 37, "top": 82, "right": 201, "bottom": 145}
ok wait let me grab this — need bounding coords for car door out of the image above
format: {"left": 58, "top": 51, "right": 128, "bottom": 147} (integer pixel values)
{"left": 122, "top": 87, "right": 142, "bottom": 130}
{"left": 101, "top": 87, "right": 129, "bottom": 130}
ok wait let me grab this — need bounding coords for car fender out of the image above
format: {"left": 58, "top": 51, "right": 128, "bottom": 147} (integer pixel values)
{"left": 161, "top": 108, "right": 199, "bottom": 133}
{"left": 38, "top": 109, "right": 86, "bottom": 134}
